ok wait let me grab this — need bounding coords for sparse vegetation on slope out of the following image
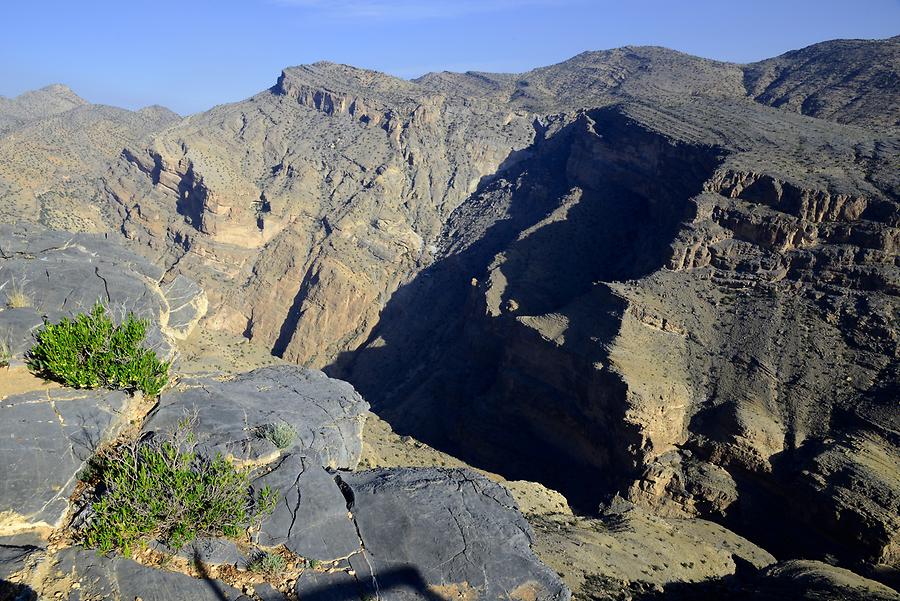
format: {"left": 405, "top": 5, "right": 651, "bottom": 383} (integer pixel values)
{"left": 26, "top": 302, "right": 170, "bottom": 396}
{"left": 81, "top": 420, "right": 276, "bottom": 555}
{"left": 0, "top": 337, "right": 10, "bottom": 367}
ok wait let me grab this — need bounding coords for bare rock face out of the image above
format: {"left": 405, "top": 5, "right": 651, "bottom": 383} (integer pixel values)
{"left": 303, "top": 468, "right": 571, "bottom": 601}
{"left": 0, "top": 224, "right": 205, "bottom": 536}
{"left": 141, "top": 365, "right": 369, "bottom": 469}
{"left": 0, "top": 224, "right": 205, "bottom": 364}
{"left": 0, "top": 387, "right": 137, "bottom": 535}
{"left": 106, "top": 62, "right": 536, "bottom": 369}
{"left": 26, "top": 547, "right": 244, "bottom": 601}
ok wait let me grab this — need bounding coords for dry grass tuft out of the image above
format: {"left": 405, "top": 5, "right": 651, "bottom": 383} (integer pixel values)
{"left": 4, "top": 281, "right": 31, "bottom": 309}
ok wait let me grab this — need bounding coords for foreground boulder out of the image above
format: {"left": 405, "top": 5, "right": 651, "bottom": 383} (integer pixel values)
{"left": 27, "top": 547, "right": 244, "bottom": 601}
{"left": 295, "top": 468, "right": 571, "bottom": 601}
{"left": 141, "top": 365, "right": 369, "bottom": 469}
{"left": 255, "top": 454, "right": 360, "bottom": 560}
{"left": 2, "top": 359, "right": 568, "bottom": 599}
{"left": 0, "top": 388, "right": 138, "bottom": 534}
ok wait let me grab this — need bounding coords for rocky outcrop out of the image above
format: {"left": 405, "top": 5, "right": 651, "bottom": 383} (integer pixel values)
{"left": 142, "top": 365, "right": 368, "bottom": 469}
{"left": 0, "top": 388, "right": 139, "bottom": 535}
{"left": 0, "top": 226, "right": 207, "bottom": 367}
{"left": 28, "top": 547, "right": 244, "bottom": 601}
{"left": 302, "top": 468, "right": 571, "bottom": 601}
{"left": 1, "top": 349, "right": 569, "bottom": 600}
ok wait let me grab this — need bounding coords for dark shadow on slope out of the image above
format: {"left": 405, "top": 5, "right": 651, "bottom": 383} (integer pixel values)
{"left": 271, "top": 261, "right": 318, "bottom": 357}
{"left": 298, "top": 566, "right": 449, "bottom": 601}
{"left": 328, "top": 105, "right": 725, "bottom": 512}
{"left": 194, "top": 556, "right": 230, "bottom": 601}
{"left": 0, "top": 580, "right": 36, "bottom": 601}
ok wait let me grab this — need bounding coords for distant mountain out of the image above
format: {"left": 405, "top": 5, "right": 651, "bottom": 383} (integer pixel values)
{"left": 0, "top": 84, "right": 87, "bottom": 134}
{"left": 746, "top": 35, "right": 900, "bottom": 127}
{"left": 0, "top": 95, "right": 178, "bottom": 231}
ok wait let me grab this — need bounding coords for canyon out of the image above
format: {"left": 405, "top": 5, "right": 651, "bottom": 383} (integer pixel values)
{"left": 1, "top": 34, "right": 898, "bottom": 600}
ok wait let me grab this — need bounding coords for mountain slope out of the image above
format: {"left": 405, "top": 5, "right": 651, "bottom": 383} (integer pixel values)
{"left": 745, "top": 35, "right": 900, "bottom": 127}
{"left": 0, "top": 84, "right": 87, "bottom": 134}
{"left": 0, "top": 98, "right": 179, "bottom": 231}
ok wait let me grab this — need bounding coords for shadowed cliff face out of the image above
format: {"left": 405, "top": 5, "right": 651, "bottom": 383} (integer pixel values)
{"left": 330, "top": 107, "right": 727, "bottom": 509}
{"left": 330, "top": 98, "right": 900, "bottom": 575}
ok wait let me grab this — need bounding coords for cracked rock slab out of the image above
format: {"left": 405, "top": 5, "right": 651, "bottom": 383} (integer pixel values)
{"left": 142, "top": 365, "right": 369, "bottom": 469}
{"left": 0, "top": 533, "right": 45, "bottom": 580}
{"left": 0, "top": 224, "right": 179, "bottom": 363}
{"left": 37, "top": 547, "right": 244, "bottom": 600}
{"left": 254, "top": 453, "right": 360, "bottom": 560}
{"left": 341, "top": 468, "right": 571, "bottom": 601}
{"left": 0, "top": 387, "right": 134, "bottom": 533}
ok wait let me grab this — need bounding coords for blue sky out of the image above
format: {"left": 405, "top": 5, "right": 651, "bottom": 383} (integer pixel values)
{"left": 1, "top": 0, "right": 898, "bottom": 114}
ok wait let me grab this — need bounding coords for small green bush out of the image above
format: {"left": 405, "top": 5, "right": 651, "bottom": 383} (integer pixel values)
{"left": 26, "top": 302, "right": 170, "bottom": 397}
{"left": 258, "top": 422, "right": 297, "bottom": 449}
{"left": 82, "top": 424, "right": 276, "bottom": 556}
{"left": 247, "top": 551, "right": 286, "bottom": 575}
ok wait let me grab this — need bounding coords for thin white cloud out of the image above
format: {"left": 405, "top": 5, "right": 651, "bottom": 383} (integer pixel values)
{"left": 270, "top": 0, "right": 575, "bottom": 20}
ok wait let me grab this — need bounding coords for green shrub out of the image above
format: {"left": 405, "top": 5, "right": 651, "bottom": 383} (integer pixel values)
{"left": 247, "top": 551, "right": 286, "bottom": 575}
{"left": 81, "top": 424, "right": 276, "bottom": 556}
{"left": 257, "top": 422, "right": 297, "bottom": 449}
{"left": 26, "top": 302, "right": 170, "bottom": 397}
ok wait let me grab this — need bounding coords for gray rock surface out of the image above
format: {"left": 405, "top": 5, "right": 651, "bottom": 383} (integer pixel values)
{"left": 0, "top": 533, "right": 45, "bottom": 580}
{"left": 340, "top": 468, "right": 570, "bottom": 601}
{"left": 294, "top": 569, "right": 361, "bottom": 601}
{"left": 38, "top": 547, "right": 243, "bottom": 601}
{"left": 150, "top": 536, "right": 247, "bottom": 568}
{"left": 0, "top": 387, "right": 135, "bottom": 533}
{"left": 161, "top": 275, "right": 209, "bottom": 341}
{"left": 142, "top": 365, "right": 369, "bottom": 469}
{"left": 0, "top": 224, "right": 204, "bottom": 364}
{"left": 254, "top": 454, "right": 360, "bottom": 560}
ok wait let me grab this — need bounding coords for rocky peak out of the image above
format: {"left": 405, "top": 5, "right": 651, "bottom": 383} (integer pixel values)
{"left": 273, "top": 62, "right": 425, "bottom": 115}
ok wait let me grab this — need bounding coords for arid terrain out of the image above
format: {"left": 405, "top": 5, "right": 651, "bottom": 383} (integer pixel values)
{"left": 1, "top": 34, "right": 898, "bottom": 600}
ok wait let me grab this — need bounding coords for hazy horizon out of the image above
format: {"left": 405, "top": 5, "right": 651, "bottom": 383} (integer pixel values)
{"left": 2, "top": 0, "right": 898, "bottom": 115}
